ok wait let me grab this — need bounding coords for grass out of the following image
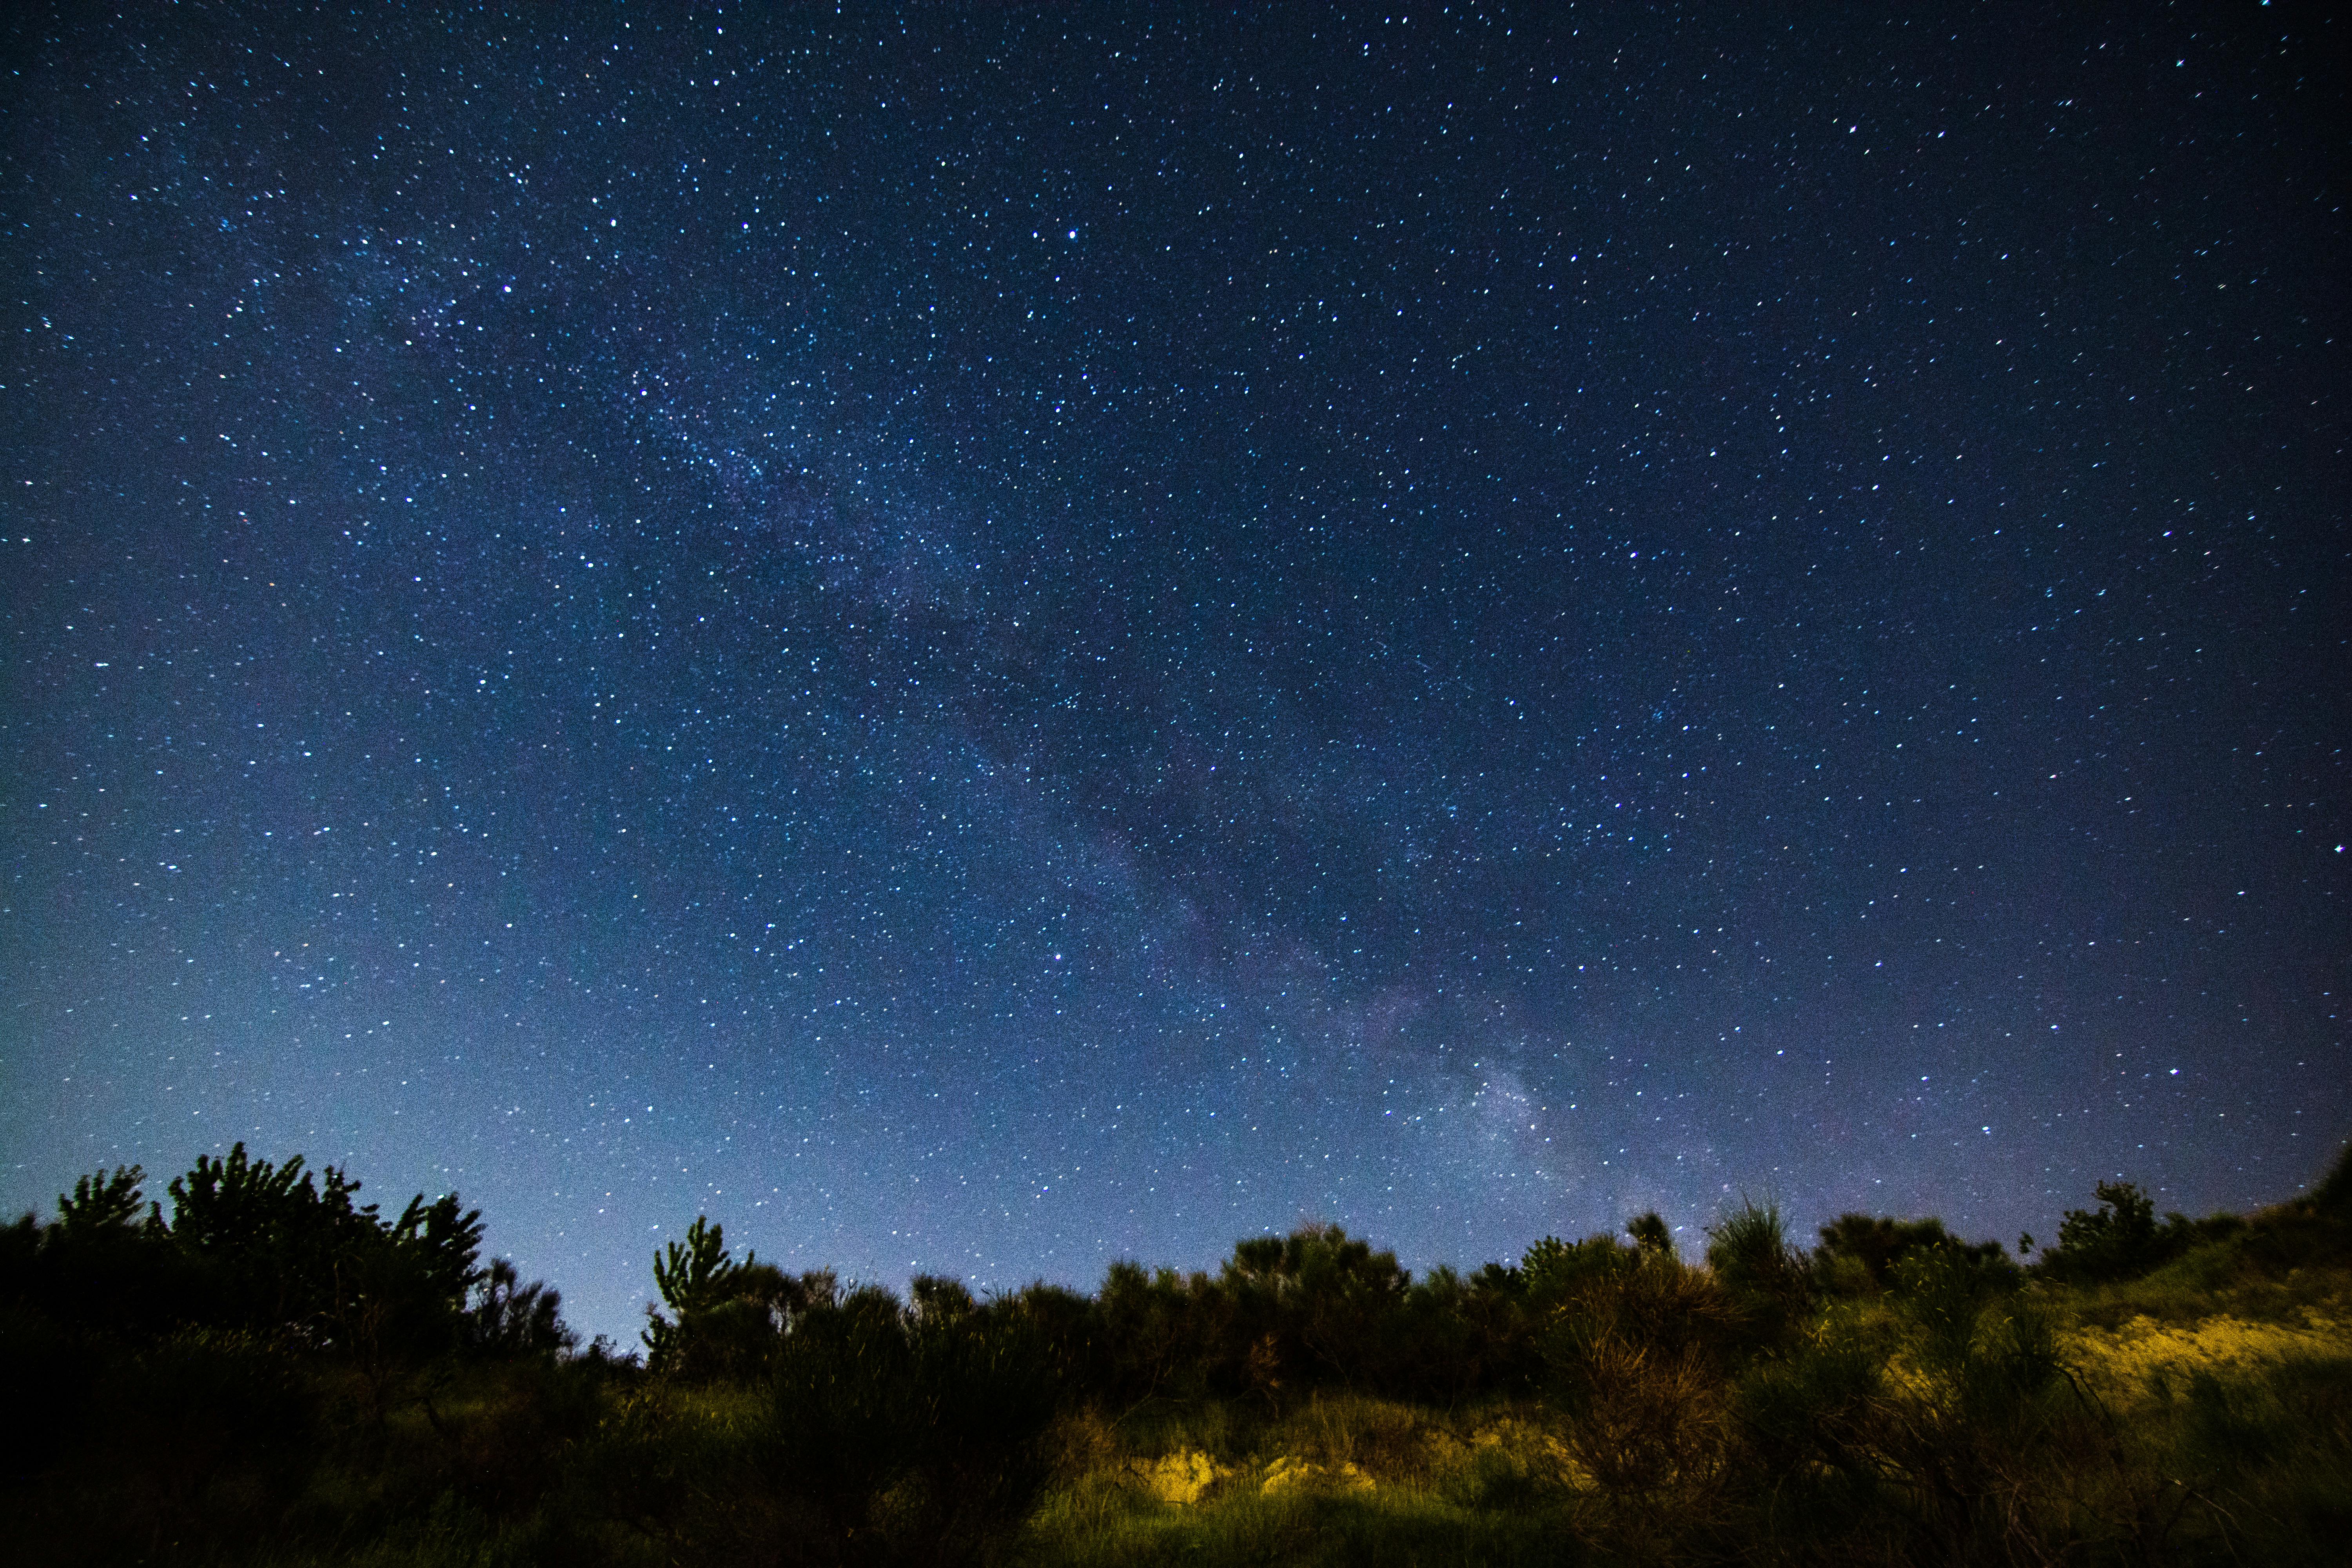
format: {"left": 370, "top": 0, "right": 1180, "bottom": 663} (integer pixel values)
{"left": 1018, "top": 1417, "right": 1593, "bottom": 1566}
{"left": 1015, "top": 1394, "right": 1608, "bottom": 1567}
{"left": 1009, "top": 1240, "right": 2352, "bottom": 1568}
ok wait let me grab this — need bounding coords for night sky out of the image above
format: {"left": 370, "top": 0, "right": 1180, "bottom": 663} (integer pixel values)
{"left": 5, "top": 4, "right": 2345, "bottom": 1345}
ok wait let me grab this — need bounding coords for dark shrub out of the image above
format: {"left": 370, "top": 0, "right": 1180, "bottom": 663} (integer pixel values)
{"left": 2036, "top": 1179, "right": 2189, "bottom": 1283}
{"left": 2314, "top": 1139, "right": 2352, "bottom": 1217}
{"left": 465, "top": 1255, "right": 579, "bottom": 1359}
{"left": 755, "top": 1283, "right": 1067, "bottom": 1563}
{"left": 1522, "top": 1230, "right": 1642, "bottom": 1309}
{"left": 1815, "top": 1212, "right": 1991, "bottom": 1294}
{"left": 1626, "top": 1211, "right": 1675, "bottom": 1257}
{"left": 1220, "top": 1223, "right": 1410, "bottom": 1395}
{"left": 1544, "top": 1249, "right": 1738, "bottom": 1500}
{"left": 1096, "top": 1258, "right": 1213, "bottom": 1403}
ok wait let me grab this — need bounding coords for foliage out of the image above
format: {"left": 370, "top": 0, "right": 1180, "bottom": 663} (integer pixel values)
{"left": 2043, "top": 1178, "right": 2168, "bottom": 1281}
{"left": 0, "top": 1145, "right": 577, "bottom": 1563}
{"left": 2032, "top": 1178, "right": 2255, "bottom": 1287}
{"left": 3, "top": 1146, "right": 495, "bottom": 1356}
{"left": 1815, "top": 1210, "right": 2008, "bottom": 1294}
{"left": 7, "top": 1150, "right": 2351, "bottom": 1564}
{"left": 465, "top": 1256, "right": 578, "bottom": 1358}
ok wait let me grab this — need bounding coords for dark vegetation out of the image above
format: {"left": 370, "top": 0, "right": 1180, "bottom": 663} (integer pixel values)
{"left": 5, "top": 1143, "right": 2348, "bottom": 1565}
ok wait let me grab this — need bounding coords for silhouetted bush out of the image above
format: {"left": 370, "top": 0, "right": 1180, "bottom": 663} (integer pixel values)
{"left": 1522, "top": 1230, "right": 1641, "bottom": 1305}
{"left": 1815, "top": 1211, "right": 2001, "bottom": 1294}
{"left": 2037, "top": 1178, "right": 2168, "bottom": 1282}
{"left": 746, "top": 1280, "right": 1070, "bottom": 1563}
{"left": 1096, "top": 1258, "right": 1214, "bottom": 1404}
{"left": 464, "top": 1255, "right": 579, "bottom": 1359}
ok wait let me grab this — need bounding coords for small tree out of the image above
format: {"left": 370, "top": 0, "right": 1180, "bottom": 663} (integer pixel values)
{"left": 55, "top": 1165, "right": 154, "bottom": 1240}
{"left": 2039, "top": 1179, "right": 2169, "bottom": 1282}
{"left": 645, "top": 1215, "right": 736, "bottom": 1369}
{"left": 642, "top": 1215, "right": 811, "bottom": 1377}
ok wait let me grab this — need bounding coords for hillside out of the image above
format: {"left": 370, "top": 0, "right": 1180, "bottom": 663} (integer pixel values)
{"left": 3, "top": 1144, "right": 2347, "bottom": 1565}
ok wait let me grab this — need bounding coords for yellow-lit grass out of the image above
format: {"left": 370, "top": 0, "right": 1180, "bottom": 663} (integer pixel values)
{"left": 2068, "top": 1308, "right": 2349, "bottom": 1396}
{"left": 1016, "top": 1394, "right": 1594, "bottom": 1565}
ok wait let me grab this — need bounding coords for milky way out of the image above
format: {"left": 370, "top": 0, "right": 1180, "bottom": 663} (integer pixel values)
{"left": 5, "top": 5, "right": 2344, "bottom": 1340}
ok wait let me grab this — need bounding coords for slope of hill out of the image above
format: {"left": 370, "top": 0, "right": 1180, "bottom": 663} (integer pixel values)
{"left": 2, "top": 1142, "right": 2345, "bottom": 1565}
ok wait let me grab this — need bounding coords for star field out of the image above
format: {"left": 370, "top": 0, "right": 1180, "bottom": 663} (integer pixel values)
{"left": 4, "top": 4, "right": 2345, "bottom": 1341}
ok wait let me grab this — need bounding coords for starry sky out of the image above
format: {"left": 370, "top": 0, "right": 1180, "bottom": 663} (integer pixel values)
{"left": 5, "top": 4, "right": 2345, "bottom": 1345}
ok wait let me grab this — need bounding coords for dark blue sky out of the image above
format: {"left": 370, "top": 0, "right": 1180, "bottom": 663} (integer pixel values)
{"left": 6, "top": 3, "right": 2345, "bottom": 1343}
